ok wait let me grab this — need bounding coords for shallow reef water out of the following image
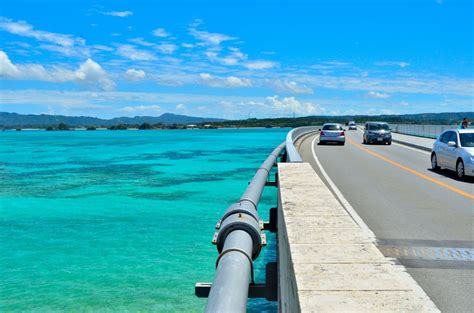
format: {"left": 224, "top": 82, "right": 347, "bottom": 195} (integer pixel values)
{"left": 0, "top": 128, "right": 288, "bottom": 312}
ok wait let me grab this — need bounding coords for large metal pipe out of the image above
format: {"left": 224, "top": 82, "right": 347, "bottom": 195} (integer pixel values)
{"left": 205, "top": 230, "right": 253, "bottom": 313}
{"left": 240, "top": 143, "right": 285, "bottom": 208}
{"left": 204, "top": 142, "right": 285, "bottom": 312}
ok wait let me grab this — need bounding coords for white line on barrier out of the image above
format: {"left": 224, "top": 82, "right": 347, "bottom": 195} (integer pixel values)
{"left": 310, "top": 135, "right": 376, "bottom": 241}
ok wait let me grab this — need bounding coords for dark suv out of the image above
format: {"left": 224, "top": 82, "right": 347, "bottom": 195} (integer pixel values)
{"left": 363, "top": 122, "right": 392, "bottom": 145}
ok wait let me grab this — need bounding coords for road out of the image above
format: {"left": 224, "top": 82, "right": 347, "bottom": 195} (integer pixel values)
{"left": 297, "top": 129, "right": 473, "bottom": 313}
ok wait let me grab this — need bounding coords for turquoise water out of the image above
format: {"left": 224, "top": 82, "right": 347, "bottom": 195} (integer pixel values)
{"left": 0, "top": 128, "right": 287, "bottom": 312}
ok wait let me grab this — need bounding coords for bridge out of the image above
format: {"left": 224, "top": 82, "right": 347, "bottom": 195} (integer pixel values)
{"left": 196, "top": 124, "right": 473, "bottom": 312}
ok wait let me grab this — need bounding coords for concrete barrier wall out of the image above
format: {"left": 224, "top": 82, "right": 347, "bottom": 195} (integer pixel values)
{"left": 390, "top": 124, "right": 456, "bottom": 139}
{"left": 277, "top": 190, "right": 300, "bottom": 313}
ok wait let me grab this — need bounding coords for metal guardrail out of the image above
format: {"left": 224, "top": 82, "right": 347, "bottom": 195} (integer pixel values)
{"left": 196, "top": 142, "right": 285, "bottom": 312}
{"left": 390, "top": 124, "right": 456, "bottom": 139}
{"left": 195, "top": 127, "right": 320, "bottom": 312}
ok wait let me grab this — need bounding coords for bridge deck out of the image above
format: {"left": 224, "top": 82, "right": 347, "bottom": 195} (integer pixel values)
{"left": 278, "top": 162, "right": 439, "bottom": 312}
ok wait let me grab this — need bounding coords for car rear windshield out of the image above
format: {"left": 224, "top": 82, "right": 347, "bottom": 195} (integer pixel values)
{"left": 322, "top": 125, "right": 342, "bottom": 130}
{"left": 368, "top": 124, "right": 389, "bottom": 131}
{"left": 460, "top": 133, "right": 474, "bottom": 147}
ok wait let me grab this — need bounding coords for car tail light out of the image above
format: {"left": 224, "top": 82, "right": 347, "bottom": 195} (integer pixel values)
{"left": 340, "top": 131, "right": 345, "bottom": 136}
{"left": 320, "top": 131, "right": 325, "bottom": 136}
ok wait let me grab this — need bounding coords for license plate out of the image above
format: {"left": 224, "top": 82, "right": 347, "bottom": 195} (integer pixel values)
{"left": 377, "top": 138, "right": 383, "bottom": 141}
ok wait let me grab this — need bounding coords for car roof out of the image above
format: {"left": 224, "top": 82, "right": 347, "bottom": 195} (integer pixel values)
{"left": 322, "top": 123, "right": 341, "bottom": 126}
{"left": 457, "top": 128, "right": 474, "bottom": 134}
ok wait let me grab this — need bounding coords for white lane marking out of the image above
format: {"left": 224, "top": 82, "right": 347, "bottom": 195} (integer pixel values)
{"left": 355, "top": 127, "right": 430, "bottom": 155}
{"left": 310, "top": 135, "right": 376, "bottom": 241}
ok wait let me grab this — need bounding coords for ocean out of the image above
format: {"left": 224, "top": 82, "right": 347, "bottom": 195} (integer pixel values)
{"left": 0, "top": 128, "right": 288, "bottom": 312}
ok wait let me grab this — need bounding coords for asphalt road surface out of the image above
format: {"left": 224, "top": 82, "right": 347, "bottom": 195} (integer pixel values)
{"left": 297, "top": 129, "right": 473, "bottom": 313}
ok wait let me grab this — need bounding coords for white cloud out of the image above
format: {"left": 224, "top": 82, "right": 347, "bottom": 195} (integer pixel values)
{"left": 0, "top": 50, "right": 20, "bottom": 77}
{"left": 0, "top": 17, "right": 84, "bottom": 47}
{"left": 205, "top": 51, "right": 238, "bottom": 65}
{"left": 199, "top": 73, "right": 251, "bottom": 88}
{"left": 175, "top": 103, "right": 187, "bottom": 111}
{"left": 152, "top": 28, "right": 170, "bottom": 37}
{"left": 125, "top": 69, "right": 146, "bottom": 81}
{"left": 367, "top": 91, "right": 390, "bottom": 98}
{"left": 0, "top": 50, "right": 114, "bottom": 90}
{"left": 266, "top": 95, "right": 320, "bottom": 115}
{"left": 374, "top": 61, "right": 410, "bottom": 68}
{"left": 189, "top": 27, "right": 236, "bottom": 46}
{"left": 205, "top": 47, "right": 247, "bottom": 66}
{"left": 244, "top": 60, "right": 277, "bottom": 70}
{"left": 181, "top": 43, "right": 195, "bottom": 48}
{"left": 273, "top": 80, "right": 313, "bottom": 94}
{"left": 129, "top": 37, "right": 155, "bottom": 47}
{"left": 103, "top": 11, "right": 133, "bottom": 17}
{"left": 116, "top": 44, "right": 156, "bottom": 60}
{"left": 156, "top": 43, "right": 177, "bottom": 54}
{"left": 74, "top": 59, "right": 115, "bottom": 90}
{"left": 5, "top": 89, "right": 472, "bottom": 119}
{"left": 91, "top": 44, "right": 114, "bottom": 52}
{"left": 0, "top": 17, "right": 87, "bottom": 56}
{"left": 119, "top": 105, "right": 161, "bottom": 113}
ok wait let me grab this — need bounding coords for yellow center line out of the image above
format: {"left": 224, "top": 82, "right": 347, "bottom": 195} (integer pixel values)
{"left": 346, "top": 137, "right": 474, "bottom": 200}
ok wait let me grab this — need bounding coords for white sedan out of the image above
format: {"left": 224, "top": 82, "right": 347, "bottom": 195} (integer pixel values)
{"left": 431, "top": 128, "right": 474, "bottom": 179}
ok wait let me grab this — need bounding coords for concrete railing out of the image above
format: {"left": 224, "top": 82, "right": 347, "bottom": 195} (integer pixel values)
{"left": 285, "top": 126, "right": 320, "bottom": 162}
{"left": 390, "top": 124, "right": 456, "bottom": 139}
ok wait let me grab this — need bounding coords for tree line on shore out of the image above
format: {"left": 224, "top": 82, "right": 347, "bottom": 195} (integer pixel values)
{"left": 15, "top": 122, "right": 217, "bottom": 131}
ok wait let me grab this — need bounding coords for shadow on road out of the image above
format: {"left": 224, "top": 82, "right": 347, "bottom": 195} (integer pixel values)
{"left": 428, "top": 168, "right": 474, "bottom": 184}
{"left": 317, "top": 142, "right": 345, "bottom": 146}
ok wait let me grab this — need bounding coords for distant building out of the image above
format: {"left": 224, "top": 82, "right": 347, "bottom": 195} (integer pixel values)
{"left": 186, "top": 124, "right": 197, "bottom": 129}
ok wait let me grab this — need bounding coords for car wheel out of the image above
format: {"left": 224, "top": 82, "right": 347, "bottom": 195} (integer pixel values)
{"left": 387, "top": 141, "right": 392, "bottom": 145}
{"left": 431, "top": 153, "right": 439, "bottom": 171}
{"left": 363, "top": 137, "right": 366, "bottom": 144}
{"left": 456, "top": 159, "right": 465, "bottom": 179}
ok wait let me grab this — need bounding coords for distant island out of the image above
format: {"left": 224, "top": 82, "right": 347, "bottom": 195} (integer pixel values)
{"left": 0, "top": 112, "right": 225, "bottom": 129}
{"left": 1, "top": 111, "right": 472, "bottom": 130}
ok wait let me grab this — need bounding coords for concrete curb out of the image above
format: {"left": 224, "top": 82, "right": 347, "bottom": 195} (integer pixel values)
{"left": 391, "top": 138, "right": 432, "bottom": 152}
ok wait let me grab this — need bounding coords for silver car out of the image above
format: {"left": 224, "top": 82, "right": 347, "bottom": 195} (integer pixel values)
{"left": 431, "top": 128, "right": 474, "bottom": 179}
{"left": 319, "top": 123, "right": 345, "bottom": 145}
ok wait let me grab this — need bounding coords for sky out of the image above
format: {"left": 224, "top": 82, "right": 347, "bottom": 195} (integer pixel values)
{"left": 0, "top": 0, "right": 472, "bottom": 119}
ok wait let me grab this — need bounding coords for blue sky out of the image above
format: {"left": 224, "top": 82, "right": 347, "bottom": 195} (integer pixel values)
{"left": 0, "top": 0, "right": 472, "bottom": 119}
